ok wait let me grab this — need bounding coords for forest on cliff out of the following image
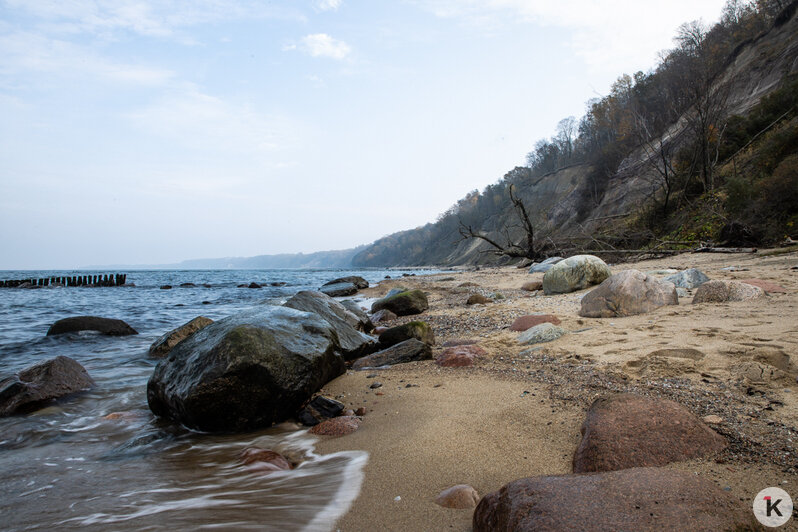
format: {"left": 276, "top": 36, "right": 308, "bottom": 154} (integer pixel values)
{"left": 353, "top": 0, "right": 798, "bottom": 267}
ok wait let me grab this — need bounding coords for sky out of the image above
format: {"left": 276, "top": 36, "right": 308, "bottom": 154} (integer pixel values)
{"left": 0, "top": 0, "right": 728, "bottom": 269}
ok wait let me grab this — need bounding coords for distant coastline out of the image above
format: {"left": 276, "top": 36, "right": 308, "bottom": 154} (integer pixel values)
{"left": 82, "top": 246, "right": 367, "bottom": 270}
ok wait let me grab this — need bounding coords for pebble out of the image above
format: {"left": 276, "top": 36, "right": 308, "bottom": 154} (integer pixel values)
{"left": 703, "top": 415, "right": 723, "bottom": 424}
{"left": 370, "top": 382, "right": 383, "bottom": 389}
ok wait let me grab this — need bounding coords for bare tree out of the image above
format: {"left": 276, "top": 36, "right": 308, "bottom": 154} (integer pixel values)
{"left": 555, "top": 116, "right": 578, "bottom": 160}
{"left": 674, "top": 20, "right": 733, "bottom": 192}
{"left": 458, "top": 185, "right": 546, "bottom": 260}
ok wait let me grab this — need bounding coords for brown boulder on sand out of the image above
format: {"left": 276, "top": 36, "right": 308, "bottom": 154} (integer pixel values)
{"left": 573, "top": 393, "right": 726, "bottom": 473}
{"left": 509, "top": 314, "right": 560, "bottom": 331}
{"left": 473, "top": 467, "right": 757, "bottom": 532}
{"left": 579, "top": 270, "right": 678, "bottom": 318}
{"left": 435, "top": 345, "right": 486, "bottom": 367}
{"left": 520, "top": 280, "right": 542, "bottom": 292}
{"left": 466, "top": 294, "right": 491, "bottom": 305}
{"left": 740, "top": 278, "right": 787, "bottom": 294}
{"left": 434, "top": 485, "right": 480, "bottom": 509}
{"left": 308, "top": 415, "right": 361, "bottom": 436}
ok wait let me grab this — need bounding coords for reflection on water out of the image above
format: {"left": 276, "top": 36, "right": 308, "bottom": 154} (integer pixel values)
{"left": 0, "top": 268, "right": 442, "bottom": 530}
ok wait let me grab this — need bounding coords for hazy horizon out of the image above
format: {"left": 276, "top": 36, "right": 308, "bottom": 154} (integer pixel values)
{"left": 1, "top": 0, "right": 727, "bottom": 269}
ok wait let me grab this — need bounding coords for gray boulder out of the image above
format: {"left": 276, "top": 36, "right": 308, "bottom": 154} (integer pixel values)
{"left": 384, "top": 287, "right": 407, "bottom": 299}
{"left": 147, "top": 306, "right": 346, "bottom": 432}
{"left": 149, "top": 316, "right": 214, "bottom": 358}
{"left": 284, "top": 291, "right": 377, "bottom": 360}
{"left": 528, "top": 256, "right": 563, "bottom": 273}
{"left": 663, "top": 268, "right": 710, "bottom": 289}
{"left": 579, "top": 270, "right": 678, "bottom": 318}
{"left": 371, "top": 289, "right": 429, "bottom": 316}
{"left": 322, "top": 276, "right": 369, "bottom": 289}
{"left": 517, "top": 323, "right": 567, "bottom": 345}
{"left": 340, "top": 300, "right": 374, "bottom": 333}
{"left": 692, "top": 280, "right": 764, "bottom": 303}
{"left": 370, "top": 309, "right": 398, "bottom": 324}
{"left": 319, "top": 282, "right": 358, "bottom": 297}
{"left": 47, "top": 316, "right": 138, "bottom": 336}
{"left": 1, "top": 356, "right": 94, "bottom": 416}
{"left": 351, "top": 339, "right": 432, "bottom": 370}
{"left": 542, "top": 255, "right": 611, "bottom": 295}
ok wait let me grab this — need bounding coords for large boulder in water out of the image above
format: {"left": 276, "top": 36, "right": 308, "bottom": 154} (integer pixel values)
{"left": 47, "top": 316, "right": 138, "bottom": 336}
{"left": 542, "top": 255, "right": 611, "bottom": 295}
{"left": 148, "top": 316, "right": 214, "bottom": 358}
{"left": 147, "top": 306, "right": 346, "bottom": 433}
{"left": 371, "top": 289, "right": 429, "bottom": 316}
{"left": 319, "top": 282, "right": 358, "bottom": 297}
{"left": 579, "top": 270, "right": 678, "bottom": 318}
{"left": 473, "top": 467, "right": 756, "bottom": 532}
{"left": 0, "top": 356, "right": 94, "bottom": 416}
{"left": 322, "top": 276, "right": 369, "bottom": 289}
{"left": 284, "top": 291, "right": 377, "bottom": 360}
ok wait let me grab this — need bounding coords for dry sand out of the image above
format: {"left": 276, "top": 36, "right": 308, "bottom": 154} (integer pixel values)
{"left": 315, "top": 248, "right": 798, "bottom": 531}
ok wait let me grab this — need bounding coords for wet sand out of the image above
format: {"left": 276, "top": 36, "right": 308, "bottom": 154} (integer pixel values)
{"left": 315, "top": 248, "right": 798, "bottom": 531}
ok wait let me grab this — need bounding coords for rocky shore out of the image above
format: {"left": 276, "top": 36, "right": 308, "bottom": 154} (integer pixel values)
{"left": 314, "top": 249, "right": 798, "bottom": 530}
{"left": 3, "top": 249, "right": 796, "bottom": 530}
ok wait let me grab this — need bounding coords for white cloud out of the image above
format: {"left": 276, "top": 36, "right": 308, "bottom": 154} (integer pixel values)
{"left": 412, "top": 0, "right": 727, "bottom": 73}
{"left": 315, "top": 0, "right": 343, "bottom": 12}
{"left": 2, "top": 0, "right": 305, "bottom": 40}
{"left": 299, "top": 33, "right": 351, "bottom": 60}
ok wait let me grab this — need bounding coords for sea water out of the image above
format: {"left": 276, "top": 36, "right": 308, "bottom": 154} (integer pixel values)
{"left": 0, "top": 268, "right": 435, "bottom": 531}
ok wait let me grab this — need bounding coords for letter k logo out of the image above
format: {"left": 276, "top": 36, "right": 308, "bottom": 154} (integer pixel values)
{"left": 765, "top": 496, "right": 783, "bottom": 517}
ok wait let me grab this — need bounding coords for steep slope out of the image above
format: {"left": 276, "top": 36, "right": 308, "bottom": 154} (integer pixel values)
{"left": 353, "top": 4, "right": 798, "bottom": 267}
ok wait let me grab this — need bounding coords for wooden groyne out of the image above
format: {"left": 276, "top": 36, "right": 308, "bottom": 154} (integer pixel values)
{"left": 0, "top": 274, "right": 127, "bottom": 288}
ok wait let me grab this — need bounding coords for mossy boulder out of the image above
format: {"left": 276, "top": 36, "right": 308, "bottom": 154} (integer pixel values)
{"left": 149, "top": 316, "right": 213, "bottom": 358}
{"left": 466, "top": 294, "right": 491, "bottom": 305}
{"left": 378, "top": 321, "right": 435, "bottom": 347}
{"left": 542, "top": 255, "right": 611, "bottom": 295}
{"left": 371, "top": 289, "right": 429, "bottom": 316}
{"left": 147, "top": 306, "right": 346, "bottom": 433}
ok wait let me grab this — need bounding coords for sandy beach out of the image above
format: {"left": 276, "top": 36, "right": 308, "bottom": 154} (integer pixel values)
{"left": 315, "top": 249, "right": 798, "bottom": 531}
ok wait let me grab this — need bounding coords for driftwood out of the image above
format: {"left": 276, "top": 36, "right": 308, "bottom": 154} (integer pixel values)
{"left": 585, "top": 249, "right": 683, "bottom": 254}
{"left": 692, "top": 246, "right": 757, "bottom": 253}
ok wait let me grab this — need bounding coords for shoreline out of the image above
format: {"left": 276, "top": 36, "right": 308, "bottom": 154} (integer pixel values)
{"left": 317, "top": 249, "right": 798, "bottom": 530}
